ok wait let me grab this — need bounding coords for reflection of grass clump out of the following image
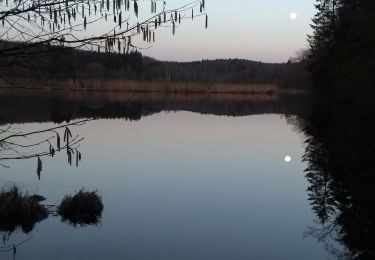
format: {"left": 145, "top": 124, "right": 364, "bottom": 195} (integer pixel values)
{"left": 58, "top": 188, "right": 103, "bottom": 227}
{"left": 0, "top": 185, "right": 48, "bottom": 234}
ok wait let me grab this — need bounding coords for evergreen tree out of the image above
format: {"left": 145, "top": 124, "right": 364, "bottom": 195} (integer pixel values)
{"left": 308, "top": 0, "right": 337, "bottom": 86}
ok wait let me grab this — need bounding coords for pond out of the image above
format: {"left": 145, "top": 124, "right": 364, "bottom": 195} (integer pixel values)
{"left": 0, "top": 92, "right": 336, "bottom": 260}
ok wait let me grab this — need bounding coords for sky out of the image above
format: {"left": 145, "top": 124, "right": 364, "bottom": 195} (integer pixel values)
{"left": 136, "top": 0, "right": 316, "bottom": 62}
{"left": 4, "top": 0, "right": 316, "bottom": 63}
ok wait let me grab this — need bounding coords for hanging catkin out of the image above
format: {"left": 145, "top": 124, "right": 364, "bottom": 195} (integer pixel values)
{"left": 37, "top": 156, "right": 42, "bottom": 178}
{"left": 56, "top": 133, "right": 61, "bottom": 151}
{"left": 134, "top": 0, "right": 138, "bottom": 17}
{"left": 54, "top": 9, "right": 57, "bottom": 24}
{"left": 68, "top": 150, "right": 72, "bottom": 165}
{"left": 127, "top": 36, "right": 131, "bottom": 53}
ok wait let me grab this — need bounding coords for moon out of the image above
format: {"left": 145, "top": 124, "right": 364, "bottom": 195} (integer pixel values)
{"left": 289, "top": 12, "right": 298, "bottom": 20}
{"left": 284, "top": 156, "right": 292, "bottom": 162}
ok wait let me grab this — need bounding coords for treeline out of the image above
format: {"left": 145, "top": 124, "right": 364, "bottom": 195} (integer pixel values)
{"left": 0, "top": 41, "right": 310, "bottom": 89}
{"left": 0, "top": 41, "right": 145, "bottom": 81}
{"left": 144, "top": 58, "right": 309, "bottom": 89}
{"left": 308, "top": 0, "right": 375, "bottom": 99}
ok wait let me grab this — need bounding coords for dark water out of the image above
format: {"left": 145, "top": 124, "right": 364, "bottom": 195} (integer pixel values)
{"left": 0, "top": 91, "right": 348, "bottom": 259}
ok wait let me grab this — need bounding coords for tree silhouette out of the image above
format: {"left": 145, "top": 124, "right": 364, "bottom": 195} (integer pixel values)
{"left": 0, "top": 0, "right": 207, "bottom": 59}
{"left": 0, "top": 119, "right": 88, "bottom": 178}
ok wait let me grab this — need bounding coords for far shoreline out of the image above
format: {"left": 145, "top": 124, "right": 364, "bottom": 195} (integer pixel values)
{"left": 0, "top": 79, "right": 308, "bottom": 95}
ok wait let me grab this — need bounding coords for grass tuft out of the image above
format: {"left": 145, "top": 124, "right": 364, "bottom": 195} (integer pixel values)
{"left": 57, "top": 188, "right": 103, "bottom": 227}
{"left": 0, "top": 185, "right": 49, "bottom": 234}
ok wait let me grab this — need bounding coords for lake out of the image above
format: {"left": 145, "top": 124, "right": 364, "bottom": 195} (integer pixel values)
{"left": 0, "top": 92, "right": 337, "bottom": 259}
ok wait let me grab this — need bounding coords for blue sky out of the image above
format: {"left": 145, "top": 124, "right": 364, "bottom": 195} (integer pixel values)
{"left": 138, "top": 0, "right": 316, "bottom": 62}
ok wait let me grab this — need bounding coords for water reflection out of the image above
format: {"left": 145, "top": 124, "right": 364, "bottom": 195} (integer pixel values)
{"left": 0, "top": 121, "right": 87, "bottom": 176}
{"left": 1, "top": 87, "right": 373, "bottom": 259}
{"left": 0, "top": 90, "right": 310, "bottom": 124}
{"left": 1, "top": 91, "right": 336, "bottom": 259}
{"left": 0, "top": 237, "right": 33, "bottom": 260}
{"left": 293, "top": 98, "right": 375, "bottom": 259}
{"left": 0, "top": 185, "right": 103, "bottom": 259}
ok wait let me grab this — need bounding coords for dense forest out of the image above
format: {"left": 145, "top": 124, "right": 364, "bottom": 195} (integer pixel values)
{"left": 0, "top": 41, "right": 310, "bottom": 90}
{"left": 301, "top": 0, "right": 375, "bottom": 258}
{"left": 308, "top": 0, "right": 375, "bottom": 100}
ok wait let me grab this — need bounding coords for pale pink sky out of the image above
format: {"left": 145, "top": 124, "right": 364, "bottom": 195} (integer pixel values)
{"left": 136, "top": 0, "right": 315, "bottom": 62}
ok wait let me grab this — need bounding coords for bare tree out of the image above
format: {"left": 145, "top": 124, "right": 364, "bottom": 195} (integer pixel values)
{"left": 0, "top": 119, "right": 89, "bottom": 178}
{"left": 0, "top": 0, "right": 207, "bottom": 59}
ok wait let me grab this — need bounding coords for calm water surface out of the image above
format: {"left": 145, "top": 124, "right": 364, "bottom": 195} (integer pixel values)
{"left": 1, "top": 111, "right": 332, "bottom": 259}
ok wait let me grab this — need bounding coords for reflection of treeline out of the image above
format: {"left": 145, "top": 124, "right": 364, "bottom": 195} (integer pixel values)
{"left": 0, "top": 41, "right": 310, "bottom": 89}
{"left": 0, "top": 91, "right": 310, "bottom": 124}
{"left": 298, "top": 98, "right": 375, "bottom": 259}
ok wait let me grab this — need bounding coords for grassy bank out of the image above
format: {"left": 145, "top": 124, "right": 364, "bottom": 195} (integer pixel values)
{"left": 0, "top": 79, "right": 281, "bottom": 94}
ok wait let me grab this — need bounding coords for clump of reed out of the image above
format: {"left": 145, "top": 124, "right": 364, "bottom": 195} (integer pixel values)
{"left": 57, "top": 188, "right": 103, "bottom": 227}
{"left": 0, "top": 185, "right": 48, "bottom": 234}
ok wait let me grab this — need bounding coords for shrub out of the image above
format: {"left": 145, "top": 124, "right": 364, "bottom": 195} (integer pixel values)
{"left": 57, "top": 188, "right": 103, "bottom": 227}
{"left": 0, "top": 185, "right": 48, "bottom": 234}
